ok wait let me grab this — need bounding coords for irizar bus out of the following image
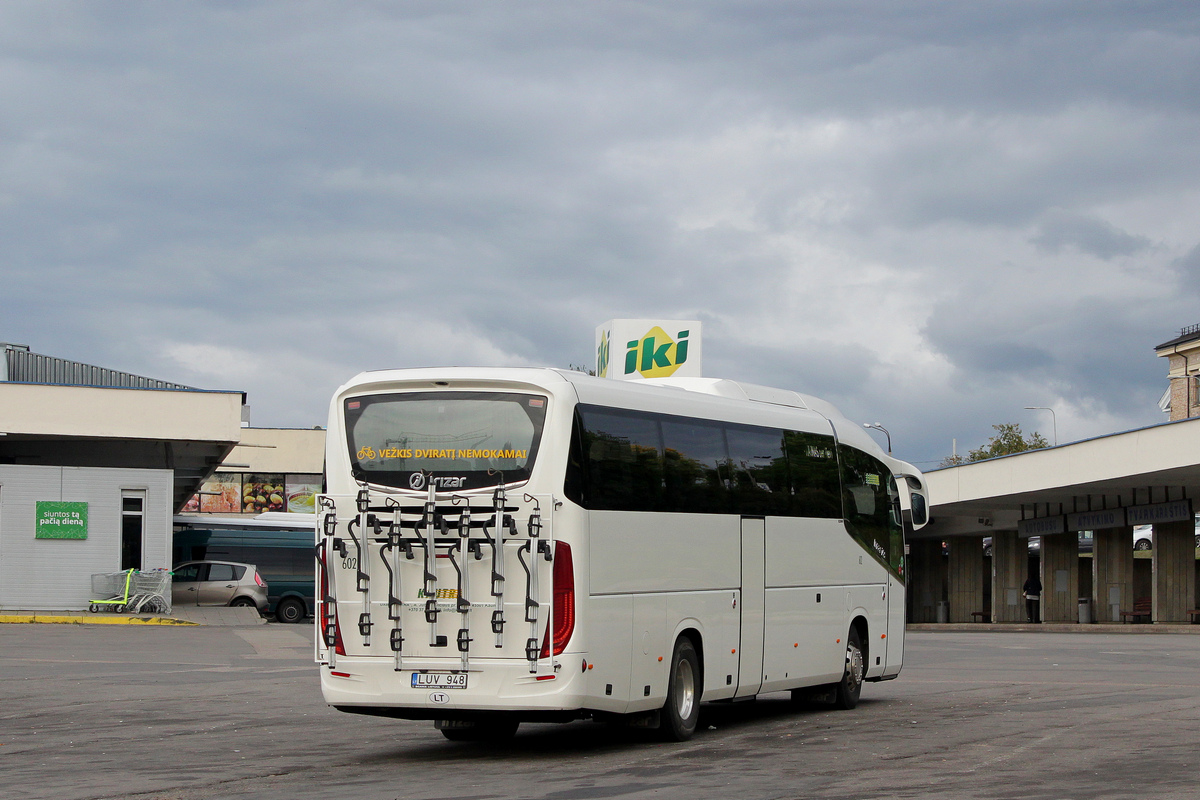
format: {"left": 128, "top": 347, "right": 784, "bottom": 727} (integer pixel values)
{"left": 316, "top": 367, "right": 929, "bottom": 741}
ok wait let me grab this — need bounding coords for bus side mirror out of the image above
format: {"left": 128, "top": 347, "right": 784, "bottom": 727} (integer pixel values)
{"left": 909, "top": 492, "right": 928, "bottom": 528}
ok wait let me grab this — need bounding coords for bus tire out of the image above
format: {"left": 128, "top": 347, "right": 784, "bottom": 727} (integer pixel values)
{"left": 662, "top": 637, "right": 701, "bottom": 741}
{"left": 833, "top": 627, "right": 864, "bottom": 710}
{"left": 276, "top": 597, "right": 306, "bottom": 623}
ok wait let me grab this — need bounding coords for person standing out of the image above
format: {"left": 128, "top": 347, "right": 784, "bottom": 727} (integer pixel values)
{"left": 1022, "top": 574, "right": 1042, "bottom": 623}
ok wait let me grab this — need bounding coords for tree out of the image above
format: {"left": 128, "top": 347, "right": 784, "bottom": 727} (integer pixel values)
{"left": 940, "top": 423, "right": 1049, "bottom": 467}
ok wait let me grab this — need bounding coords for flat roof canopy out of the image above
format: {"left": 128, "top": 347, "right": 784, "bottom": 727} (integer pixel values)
{"left": 921, "top": 417, "right": 1200, "bottom": 539}
{"left": 0, "top": 382, "right": 244, "bottom": 511}
{"left": 214, "top": 427, "right": 325, "bottom": 475}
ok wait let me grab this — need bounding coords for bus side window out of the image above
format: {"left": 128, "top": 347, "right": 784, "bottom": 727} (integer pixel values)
{"left": 579, "top": 407, "right": 664, "bottom": 512}
{"left": 726, "top": 426, "right": 789, "bottom": 516}
{"left": 782, "top": 431, "right": 841, "bottom": 519}
{"left": 563, "top": 411, "right": 587, "bottom": 508}
{"left": 838, "top": 445, "right": 897, "bottom": 571}
{"left": 661, "top": 419, "right": 729, "bottom": 514}
{"left": 888, "top": 475, "right": 905, "bottom": 576}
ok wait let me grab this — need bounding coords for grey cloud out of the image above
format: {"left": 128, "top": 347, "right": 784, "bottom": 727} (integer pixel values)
{"left": 2, "top": 1, "right": 1198, "bottom": 460}
{"left": 923, "top": 308, "right": 1057, "bottom": 379}
{"left": 705, "top": 338, "right": 880, "bottom": 403}
{"left": 923, "top": 293, "right": 1175, "bottom": 420}
{"left": 1032, "top": 211, "right": 1152, "bottom": 259}
{"left": 1172, "top": 244, "right": 1200, "bottom": 291}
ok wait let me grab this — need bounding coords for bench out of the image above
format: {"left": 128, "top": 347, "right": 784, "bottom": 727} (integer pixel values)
{"left": 1188, "top": 609, "right": 1200, "bottom": 624}
{"left": 1120, "top": 598, "right": 1152, "bottom": 623}
{"left": 971, "top": 611, "right": 990, "bottom": 622}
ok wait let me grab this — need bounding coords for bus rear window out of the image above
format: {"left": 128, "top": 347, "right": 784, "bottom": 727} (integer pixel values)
{"left": 344, "top": 392, "right": 547, "bottom": 491}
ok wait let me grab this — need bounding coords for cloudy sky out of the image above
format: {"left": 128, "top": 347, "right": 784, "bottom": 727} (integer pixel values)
{"left": 4, "top": 1, "right": 1198, "bottom": 467}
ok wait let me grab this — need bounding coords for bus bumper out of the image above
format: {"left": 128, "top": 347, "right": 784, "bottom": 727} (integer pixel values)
{"left": 320, "top": 655, "right": 589, "bottom": 719}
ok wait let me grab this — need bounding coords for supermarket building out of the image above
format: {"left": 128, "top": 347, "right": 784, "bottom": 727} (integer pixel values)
{"left": 0, "top": 343, "right": 243, "bottom": 610}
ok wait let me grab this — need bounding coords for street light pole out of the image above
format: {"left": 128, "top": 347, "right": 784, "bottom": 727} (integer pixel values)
{"left": 1023, "top": 407, "right": 1057, "bottom": 446}
{"left": 863, "top": 422, "right": 891, "bottom": 454}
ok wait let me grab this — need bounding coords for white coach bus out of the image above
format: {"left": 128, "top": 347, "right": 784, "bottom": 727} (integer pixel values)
{"left": 316, "top": 367, "right": 929, "bottom": 741}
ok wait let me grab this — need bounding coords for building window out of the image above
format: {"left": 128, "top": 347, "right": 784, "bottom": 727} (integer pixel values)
{"left": 120, "top": 492, "right": 145, "bottom": 571}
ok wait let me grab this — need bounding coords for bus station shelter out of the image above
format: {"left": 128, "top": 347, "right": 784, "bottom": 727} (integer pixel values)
{"left": 914, "top": 416, "right": 1200, "bottom": 625}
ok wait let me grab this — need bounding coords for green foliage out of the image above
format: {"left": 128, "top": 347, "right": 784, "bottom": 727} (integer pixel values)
{"left": 940, "top": 423, "right": 1050, "bottom": 467}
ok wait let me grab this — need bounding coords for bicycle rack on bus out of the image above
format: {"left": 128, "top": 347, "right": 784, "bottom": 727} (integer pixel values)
{"left": 340, "top": 485, "right": 374, "bottom": 649}
{"left": 323, "top": 483, "right": 553, "bottom": 675}
{"left": 516, "top": 494, "right": 552, "bottom": 673}
{"left": 378, "top": 496, "right": 406, "bottom": 671}
{"left": 316, "top": 495, "right": 339, "bottom": 668}
{"left": 484, "top": 485, "right": 514, "bottom": 648}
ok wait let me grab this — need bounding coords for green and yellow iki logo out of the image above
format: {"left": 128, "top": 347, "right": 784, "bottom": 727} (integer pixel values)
{"left": 596, "top": 329, "right": 611, "bottom": 378}
{"left": 624, "top": 327, "right": 691, "bottom": 378}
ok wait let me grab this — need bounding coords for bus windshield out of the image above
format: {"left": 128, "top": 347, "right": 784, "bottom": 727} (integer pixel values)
{"left": 344, "top": 391, "right": 548, "bottom": 491}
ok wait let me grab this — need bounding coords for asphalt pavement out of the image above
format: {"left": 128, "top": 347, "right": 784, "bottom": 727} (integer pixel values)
{"left": 4, "top": 624, "right": 1200, "bottom": 800}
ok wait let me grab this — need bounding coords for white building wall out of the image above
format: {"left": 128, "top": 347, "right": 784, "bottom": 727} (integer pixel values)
{"left": 0, "top": 464, "right": 173, "bottom": 610}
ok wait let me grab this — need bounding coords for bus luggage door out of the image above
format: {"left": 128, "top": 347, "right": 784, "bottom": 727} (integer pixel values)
{"left": 736, "top": 516, "right": 766, "bottom": 698}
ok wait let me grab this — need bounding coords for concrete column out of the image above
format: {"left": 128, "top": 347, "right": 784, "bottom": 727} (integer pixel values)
{"left": 1153, "top": 519, "right": 1196, "bottom": 623}
{"left": 906, "top": 539, "right": 944, "bottom": 623}
{"left": 991, "top": 531, "right": 1024, "bottom": 623}
{"left": 1093, "top": 526, "right": 1134, "bottom": 623}
{"left": 948, "top": 536, "right": 985, "bottom": 623}
{"left": 1041, "top": 533, "right": 1079, "bottom": 623}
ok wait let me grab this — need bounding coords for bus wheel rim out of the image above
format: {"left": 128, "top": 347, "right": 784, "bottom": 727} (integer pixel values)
{"left": 847, "top": 643, "right": 864, "bottom": 690}
{"left": 676, "top": 659, "right": 695, "bottom": 719}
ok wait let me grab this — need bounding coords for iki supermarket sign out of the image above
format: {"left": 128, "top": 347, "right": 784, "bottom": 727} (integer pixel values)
{"left": 595, "top": 319, "right": 702, "bottom": 380}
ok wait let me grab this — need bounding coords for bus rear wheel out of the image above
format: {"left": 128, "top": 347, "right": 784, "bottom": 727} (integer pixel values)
{"left": 662, "top": 637, "right": 701, "bottom": 741}
{"left": 833, "top": 628, "right": 864, "bottom": 710}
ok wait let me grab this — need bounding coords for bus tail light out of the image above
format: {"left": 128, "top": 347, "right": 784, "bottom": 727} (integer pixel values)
{"left": 540, "top": 541, "right": 575, "bottom": 658}
{"left": 319, "top": 557, "right": 345, "bottom": 656}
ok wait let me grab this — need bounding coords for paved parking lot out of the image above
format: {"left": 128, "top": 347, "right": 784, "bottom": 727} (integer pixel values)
{"left": 4, "top": 623, "right": 1200, "bottom": 800}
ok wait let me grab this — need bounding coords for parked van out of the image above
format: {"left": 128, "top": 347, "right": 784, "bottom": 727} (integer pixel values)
{"left": 173, "top": 513, "right": 315, "bottom": 623}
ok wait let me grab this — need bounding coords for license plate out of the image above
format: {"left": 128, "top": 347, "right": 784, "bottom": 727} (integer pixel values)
{"left": 411, "top": 672, "right": 467, "bottom": 690}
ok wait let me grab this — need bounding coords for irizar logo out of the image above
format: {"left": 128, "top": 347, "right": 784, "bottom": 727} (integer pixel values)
{"left": 409, "top": 473, "right": 466, "bottom": 490}
{"left": 624, "top": 327, "right": 691, "bottom": 378}
{"left": 597, "top": 329, "right": 610, "bottom": 378}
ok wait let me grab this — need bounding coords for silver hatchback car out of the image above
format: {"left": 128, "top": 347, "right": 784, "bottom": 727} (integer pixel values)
{"left": 172, "top": 561, "right": 269, "bottom": 613}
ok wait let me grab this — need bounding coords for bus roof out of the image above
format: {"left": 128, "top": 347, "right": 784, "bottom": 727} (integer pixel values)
{"left": 330, "top": 366, "right": 916, "bottom": 476}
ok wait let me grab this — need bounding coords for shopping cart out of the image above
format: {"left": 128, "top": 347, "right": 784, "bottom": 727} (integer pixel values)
{"left": 88, "top": 569, "right": 172, "bottom": 614}
{"left": 127, "top": 569, "right": 172, "bottom": 614}
{"left": 89, "top": 569, "right": 136, "bottom": 613}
